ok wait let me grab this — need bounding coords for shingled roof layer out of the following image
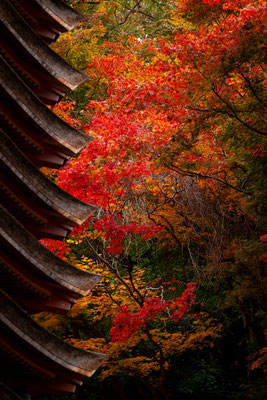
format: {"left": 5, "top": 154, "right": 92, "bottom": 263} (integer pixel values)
{"left": 31, "top": 0, "right": 86, "bottom": 30}
{"left": 0, "top": 130, "right": 97, "bottom": 227}
{"left": 0, "top": 0, "right": 106, "bottom": 395}
{"left": 0, "top": 290, "right": 107, "bottom": 395}
{"left": 10, "top": 0, "right": 86, "bottom": 34}
{"left": 0, "top": 205, "right": 101, "bottom": 299}
{"left": 1, "top": 1, "right": 87, "bottom": 93}
{"left": 0, "top": 58, "right": 92, "bottom": 157}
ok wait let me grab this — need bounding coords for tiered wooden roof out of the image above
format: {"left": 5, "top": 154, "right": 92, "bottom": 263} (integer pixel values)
{"left": 0, "top": 290, "right": 106, "bottom": 396}
{"left": 0, "top": 0, "right": 107, "bottom": 396}
{"left": 0, "top": 205, "right": 101, "bottom": 314}
{"left": 10, "top": 0, "right": 86, "bottom": 43}
{"left": 0, "top": 129, "right": 96, "bottom": 239}
{"left": 0, "top": 1, "right": 87, "bottom": 104}
{"left": 0, "top": 57, "right": 93, "bottom": 168}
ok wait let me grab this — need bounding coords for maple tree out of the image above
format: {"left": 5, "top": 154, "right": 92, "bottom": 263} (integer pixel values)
{"left": 40, "top": 0, "right": 266, "bottom": 398}
{"left": 37, "top": 241, "right": 220, "bottom": 399}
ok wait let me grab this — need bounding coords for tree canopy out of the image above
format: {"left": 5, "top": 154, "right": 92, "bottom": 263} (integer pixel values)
{"left": 38, "top": 1, "right": 266, "bottom": 399}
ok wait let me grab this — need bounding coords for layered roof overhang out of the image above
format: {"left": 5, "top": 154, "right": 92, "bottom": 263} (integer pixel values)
{"left": 0, "top": 130, "right": 97, "bottom": 239}
{"left": 0, "top": 58, "right": 92, "bottom": 168}
{"left": 10, "top": 0, "right": 86, "bottom": 43}
{"left": 0, "top": 206, "right": 101, "bottom": 314}
{"left": 0, "top": 1, "right": 88, "bottom": 104}
{"left": 0, "top": 0, "right": 107, "bottom": 396}
{"left": 0, "top": 290, "right": 107, "bottom": 396}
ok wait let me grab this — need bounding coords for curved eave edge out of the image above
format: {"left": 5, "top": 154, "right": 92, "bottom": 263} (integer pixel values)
{"left": 0, "top": 290, "right": 108, "bottom": 377}
{"left": 1, "top": 2, "right": 88, "bottom": 90}
{"left": 0, "top": 58, "right": 93, "bottom": 155}
{"left": 0, "top": 129, "right": 97, "bottom": 225}
{"left": 37, "top": 0, "right": 86, "bottom": 31}
{"left": 0, "top": 206, "right": 102, "bottom": 295}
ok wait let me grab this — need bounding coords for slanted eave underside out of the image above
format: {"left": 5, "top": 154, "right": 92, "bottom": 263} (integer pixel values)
{"left": 10, "top": 0, "right": 86, "bottom": 32}
{"left": 0, "top": 290, "right": 107, "bottom": 377}
{"left": 0, "top": 205, "right": 101, "bottom": 296}
{"left": 0, "top": 130, "right": 97, "bottom": 226}
{"left": 36, "top": 0, "right": 86, "bottom": 30}
{"left": 1, "top": 2, "right": 88, "bottom": 91}
{"left": 0, "top": 58, "right": 92, "bottom": 155}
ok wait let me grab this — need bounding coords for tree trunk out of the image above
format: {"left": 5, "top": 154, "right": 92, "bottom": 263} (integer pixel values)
{"left": 110, "top": 376, "right": 128, "bottom": 400}
{"left": 238, "top": 300, "right": 266, "bottom": 347}
{"left": 142, "top": 379, "right": 163, "bottom": 400}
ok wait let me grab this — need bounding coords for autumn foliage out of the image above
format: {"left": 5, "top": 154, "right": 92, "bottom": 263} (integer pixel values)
{"left": 38, "top": 1, "right": 266, "bottom": 399}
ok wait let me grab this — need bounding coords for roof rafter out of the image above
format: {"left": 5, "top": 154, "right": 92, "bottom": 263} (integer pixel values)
{"left": 0, "top": 206, "right": 101, "bottom": 314}
{"left": 0, "top": 1, "right": 88, "bottom": 104}
{"left": 0, "top": 130, "right": 97, "bottom": 239}
{"left": 10, "top": 0, "right": 86, "bottom": 43}
{"left": 0, "top": 290, "right": 107, "bottom": 396}
{"left": 0, "top": 58, "right": 92, "bottom": 168}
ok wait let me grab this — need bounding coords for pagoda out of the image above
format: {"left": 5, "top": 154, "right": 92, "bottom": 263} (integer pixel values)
{"left": 0, "top": 1, "right": 107, "bottom": 398}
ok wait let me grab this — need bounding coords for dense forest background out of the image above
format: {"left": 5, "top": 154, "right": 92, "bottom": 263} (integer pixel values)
{"left": 37, "top": 1, "right": 266, "bottom": 399}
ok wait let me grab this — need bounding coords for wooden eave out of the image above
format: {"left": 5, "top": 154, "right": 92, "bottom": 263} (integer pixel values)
{"left": 10, "top": 0, "right": 86, "bottom": 43}
{"left": 0, "top": 2, "right": 88, "bottom": 104}
{"left": 0, "top": 290, "right": 107, "bottom": 396}
{"left": 0, "top": 206, "right": 101, "bottom": 313}
{"left": 0, "top": 58, "right": 92, "bottom": 167}
{"left": 0, "top": 0, "right": 106, "bottom": 395}
{"left": 0, "top": 130, "right": 97, "bottom": 239}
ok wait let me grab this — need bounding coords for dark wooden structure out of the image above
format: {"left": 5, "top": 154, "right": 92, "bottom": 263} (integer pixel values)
{"left": 0, "top": 1, "right": 106, "bottom": 398}
{"left": 0, "top": 59, "right": 93, "bottom": 168}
